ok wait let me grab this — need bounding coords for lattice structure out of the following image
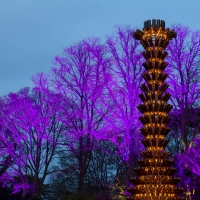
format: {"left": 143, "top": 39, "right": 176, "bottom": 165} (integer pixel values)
{"left": 127, "top": 19, "right": 184, "bottom": 200}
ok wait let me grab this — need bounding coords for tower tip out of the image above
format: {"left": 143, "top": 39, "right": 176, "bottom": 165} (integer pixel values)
{"left": 144, "top": 19, "right": 165, "bottom": 29}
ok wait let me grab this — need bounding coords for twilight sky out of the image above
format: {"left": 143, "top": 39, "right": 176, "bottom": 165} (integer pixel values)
{"left": 0, "top": 1, "right": 199, "bottom": 96}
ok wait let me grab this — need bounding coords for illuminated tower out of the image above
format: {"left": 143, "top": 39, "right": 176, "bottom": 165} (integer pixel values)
{"left": 127, "top": 19, "right": 184, "bottom": 199}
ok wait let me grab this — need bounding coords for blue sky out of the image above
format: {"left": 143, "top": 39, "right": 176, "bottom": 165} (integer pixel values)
{"left": 0, "top": 1, "right": 199, "bottom": 96}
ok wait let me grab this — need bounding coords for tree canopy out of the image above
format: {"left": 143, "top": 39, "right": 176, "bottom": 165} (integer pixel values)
{"left": 0, "top": 24, "right": 200, "bottom": 199}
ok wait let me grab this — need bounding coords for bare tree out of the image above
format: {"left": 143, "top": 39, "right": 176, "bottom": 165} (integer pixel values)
{"left": 33, "top": 38, "right": 112, "bottom": 194}
{"left": 167, "top": 25, "right": 200, "bottom": 151}
{"left": 0, "top": 87, "right": 66, "bottom": 199}
{"left": 101, "top": 26, "right": 144, "bottom": 176}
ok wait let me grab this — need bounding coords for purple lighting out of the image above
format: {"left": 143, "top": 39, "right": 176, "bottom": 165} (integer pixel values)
{"left": 0, "top": 24, "right": 200, "bottom": 199}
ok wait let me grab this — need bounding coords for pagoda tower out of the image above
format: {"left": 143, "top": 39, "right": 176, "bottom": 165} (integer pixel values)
{"left": 127, "top": 19, "right": 184, "bottom": 199}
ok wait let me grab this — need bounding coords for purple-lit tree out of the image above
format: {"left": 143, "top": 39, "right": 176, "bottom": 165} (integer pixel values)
{"left": 33, "top": 38, "right": 113, "bottom": 194}
{"left": 173, "top": 139, "right": 200, "bottom": 198}
{"left": 0, "top": 87, "right": 67, "bottom": 199}
{"left": 162, "top": 25, "right": 200, "bottom": 198}
{"left": 181, "top": 137, "right": 200, "bottom": 177}
{"left": 103, "top": 26, "right": 144, "bottom": 174}
{"left": 167, "top": 25, "right": 200, "bottom": 151}
{"left": 181, "top": 138, "right": 200, "bottom": 200}
{"left": 0, "top": 126, "right": 22, "bottom": 200}
{"left": 26, "top": 24, "right": 200, "bottom": 198}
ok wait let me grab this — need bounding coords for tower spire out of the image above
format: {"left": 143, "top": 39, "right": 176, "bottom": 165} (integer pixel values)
{"left": 127, "top": 19, "right": 184, "bottom": 199}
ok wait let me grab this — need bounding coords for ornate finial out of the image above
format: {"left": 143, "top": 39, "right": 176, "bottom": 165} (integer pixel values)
{"left": 133, "top": 19, "right": 177, "bottom": 41}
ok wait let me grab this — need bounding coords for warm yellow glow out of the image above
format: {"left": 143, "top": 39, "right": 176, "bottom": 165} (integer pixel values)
{"left": 144, "top": 111, "right": 167, "bottom": 116}
{"left": 142, "top": 27, "right": 169, "bottom": 40}
{"left": 148, "top": 80, "right": 162, "bottom": 85}
{"left": 130, "top": 25, "right": 182, "bottom": 199}
{"left": 148, "top": 69, "right": 162, "bottom": 74}
{"left": 146, "top": 46, "right": 164, "bottom": 51}
{"left": 148, "top": 58, "right": 164, "bottom": 63}
{"left": 148, "top": 146, "right": 163, "bottom": 151}
{"left": 145, "top": 123, "right": 166, "bottom": 128}
{"left": 144, "top": 100, "right": 165, "bottom": 105}
{"left": 146, "top": 135, "right": 164, "bottom": 139}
